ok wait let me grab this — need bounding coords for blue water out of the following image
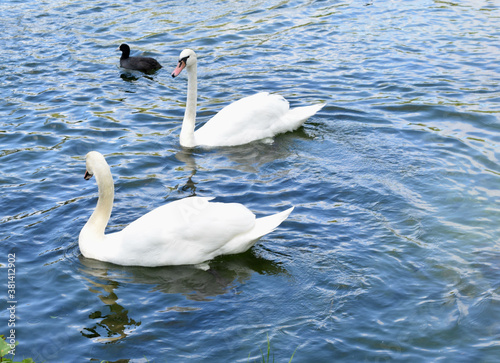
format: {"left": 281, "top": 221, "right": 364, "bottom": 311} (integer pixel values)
{"left": 1, "top": 0, "right": 499, "bottom": 362}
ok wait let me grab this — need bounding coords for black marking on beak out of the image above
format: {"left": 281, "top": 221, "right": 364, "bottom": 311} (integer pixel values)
{"left": 172, "top": 55, "right": 190, "bottom": 78}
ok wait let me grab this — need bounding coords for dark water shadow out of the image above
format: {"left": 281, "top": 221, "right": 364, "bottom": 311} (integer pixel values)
{"left": 77, "top": 251, "right": 287, "bottom": 343}
{"left": 119, "top": 68, "right": 158, "bottom": 82}
{"left": 173, "top": 129, "right": 313, "bottom": 174}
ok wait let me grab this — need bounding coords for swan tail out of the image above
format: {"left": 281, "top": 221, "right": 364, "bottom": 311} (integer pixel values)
{"left": 282, "top": 103, "right": 324, "bottom": 131}
{"left": 221, "top": 207, "right": 294, "bottom": 255}
{"left": 253, "top": 206, "right": 294, "bottom": 240}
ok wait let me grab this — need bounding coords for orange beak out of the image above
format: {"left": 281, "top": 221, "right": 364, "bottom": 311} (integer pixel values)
{"left": 172, "top": 59, "right": 186, "bottom": 78}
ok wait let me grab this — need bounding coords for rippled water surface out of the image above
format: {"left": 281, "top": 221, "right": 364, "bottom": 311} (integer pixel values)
{"left": 1, "top": 0, "right": 499, "bottom": 362}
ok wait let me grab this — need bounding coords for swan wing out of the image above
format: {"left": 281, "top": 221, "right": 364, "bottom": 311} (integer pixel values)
{"left": 112, "top": 197, "right": 257, "bottom": 266}
{"left": 195, "top": 92, "right": 291, "bottom": 146}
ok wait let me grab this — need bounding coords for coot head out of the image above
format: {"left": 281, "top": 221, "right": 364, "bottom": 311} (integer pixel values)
{"left": 118, "top": 43, "right": 131, "bottom": 59}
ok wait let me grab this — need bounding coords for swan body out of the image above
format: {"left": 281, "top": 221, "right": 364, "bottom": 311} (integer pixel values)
{"left": 78, "top": 151, "right": 293, "bottom": 267}
{"left": 171, "top": 49, "right": 324, "bottom": 148}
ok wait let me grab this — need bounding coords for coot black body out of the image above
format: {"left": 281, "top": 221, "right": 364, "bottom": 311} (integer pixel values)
{"left": 118, "top": 44, "right": 162, "bottom": 73}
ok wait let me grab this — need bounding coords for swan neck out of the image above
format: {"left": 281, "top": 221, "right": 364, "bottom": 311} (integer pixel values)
{"left": 83, "top": 168, "right": 114, "bottom": 240}
{"left": 180, "top": 62, "right": 197, "bottom": 147}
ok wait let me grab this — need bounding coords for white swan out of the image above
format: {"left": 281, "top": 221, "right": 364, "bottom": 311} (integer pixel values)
{"left": 78, "top": 151, "right": 294, "bottom": 267}
{"left": 171, "top": 49, "right": 324, "bottom": 148}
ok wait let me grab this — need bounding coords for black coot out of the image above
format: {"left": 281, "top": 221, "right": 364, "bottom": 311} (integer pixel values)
{"left": 118, "top": 44, "right": 162, "bottom": 73}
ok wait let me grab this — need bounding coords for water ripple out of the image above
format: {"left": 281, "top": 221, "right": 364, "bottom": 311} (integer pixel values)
{"left": 1, "top": 0, "right": 499, "bottom": 362}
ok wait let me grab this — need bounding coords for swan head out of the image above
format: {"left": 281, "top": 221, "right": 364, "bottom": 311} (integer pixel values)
{"left": 171, "top": 49, "right": 197, "bottom": 78}
{"left": 84, "top": 151, "right": 109, "bottom": 180}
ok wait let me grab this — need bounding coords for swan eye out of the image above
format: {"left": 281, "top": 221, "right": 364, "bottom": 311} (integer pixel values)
{"left": 180, "top": 55, "right": 190, "bottom": 65}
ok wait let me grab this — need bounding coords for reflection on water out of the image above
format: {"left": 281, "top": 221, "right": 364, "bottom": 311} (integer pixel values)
{"left": 119, "top": 73, "right": 140, "bottom": 83}
{"left": 81, "top": 278, "right": 141, "bottom": 343}
{"left": 78, "top": 251, "right": 286, "bottom": 343}
{"left": 175, "top": 134, "right": 306, "bottom": 174}
{"left": 173, "top": 140, "right": 302, "bottom": 199}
